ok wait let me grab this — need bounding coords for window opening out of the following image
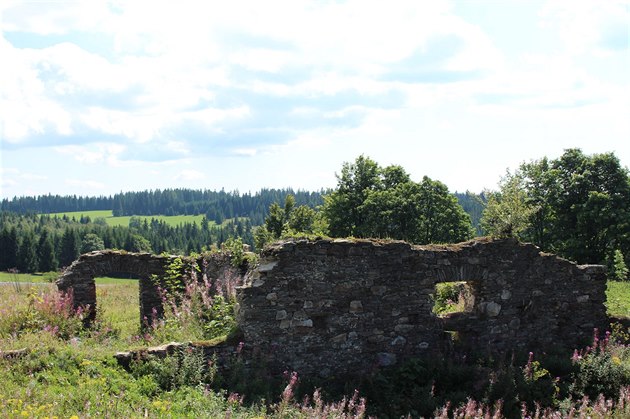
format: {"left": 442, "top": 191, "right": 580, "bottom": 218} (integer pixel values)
{"left": 95, "top": 273, "right": 140, "bottom": 337}
{"left": 432, "top": 281, "right": 475, "bottom": 318}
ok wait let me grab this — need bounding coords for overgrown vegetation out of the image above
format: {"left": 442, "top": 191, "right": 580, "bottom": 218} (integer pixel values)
{"left": 1, "top": 274, "right": 630, "bottom": 417}
{"left": 431, "top": 281, "right": 470, "bottom": 317}
{"left": 607, "top": 280, "right": 630, "bottom": 319}
{"left": 145, "top": 255, "right": 241, "bottom": 343}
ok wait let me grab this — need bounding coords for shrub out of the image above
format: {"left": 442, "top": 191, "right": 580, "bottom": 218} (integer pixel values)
{"left": 570, "top": 329, "right": 630, "bottom": 400}
{"left": 147, "top": 257, "right": 239, "bottom": 343}
{"left": 41, "top": 271, "right": 60, "bottom": 283}
{"left": 432, "top": 282, "right": 468, "bottom": 316}
{"left": 608, "top": 249, "right": 629, "bottom": 281}
{"left": 130, "top": 346, "right": 214, "bottom": 391}
{"left": 0, "top": 288, "right": 84, "bottom": 340}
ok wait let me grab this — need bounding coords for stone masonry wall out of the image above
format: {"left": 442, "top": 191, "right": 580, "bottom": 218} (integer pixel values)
{"left": 56, "top": 250, "right": 237, "bottom": 325}
{"left": 60, "top": 239, "right": 609, "bottom": 379}
{"left": 57, "top": 251, "right": 174, "bottom": 324}
{"left": 236, "top": 238, "right": 608, "bottom": 377}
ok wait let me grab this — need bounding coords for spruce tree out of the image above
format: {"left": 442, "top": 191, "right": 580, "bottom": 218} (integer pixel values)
{"left": 0, "top": 227, "right": 19, "bottom": 270}
{"left": 17, "top": 232, "right": 38, "bottom": 273}
{"left": 37, "top": 230, "right": 58, "bottom": 272}
{"left": 59, "top": 227, "right": 81, "bottom": 267}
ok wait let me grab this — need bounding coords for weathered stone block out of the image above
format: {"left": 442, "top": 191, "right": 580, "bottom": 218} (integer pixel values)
{"left": 349, "top": 300, "right": 363, "bottom": 313}
{"left": 377, "top": 352, "right": 397, "bottom": 366}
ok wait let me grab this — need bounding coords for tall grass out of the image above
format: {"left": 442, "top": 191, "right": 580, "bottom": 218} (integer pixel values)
{"left": 141, "top": 259, "right": 241, "bottom": 344}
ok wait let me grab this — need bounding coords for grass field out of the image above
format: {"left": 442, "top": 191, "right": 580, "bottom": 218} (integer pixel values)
{"left": 0, "top": 273, "right": 140, "bottom": 337}
{"left": 0, "top": 271, "right": 47, "bottom": 283}
{"left": 45, "top": 209, "right": 210, "bottom": 227}
{"left": 0, "top": 271, "right": 137, "bottom": 285}
{"left": 606, "top": 280, "right": 630, "bottom": 319}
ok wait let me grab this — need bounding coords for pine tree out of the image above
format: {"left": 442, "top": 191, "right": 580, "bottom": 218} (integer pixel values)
{"left": 37, "top": 229, "right": 58, "bottom": 272}
{"left": 17, "top": 232, "right": 38, "bottom": 273}
{"left": 0, "top": 227, "right": 19, "bottom": 270}
{"left": 59, "top": 228, "right": 81, "bottom": 267}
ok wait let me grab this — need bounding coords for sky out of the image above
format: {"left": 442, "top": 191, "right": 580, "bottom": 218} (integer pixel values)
{"left": 1, "top": 0, "right": 629, "bottom": 199}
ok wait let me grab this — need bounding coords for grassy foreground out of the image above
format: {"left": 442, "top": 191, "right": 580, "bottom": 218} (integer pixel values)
{"left": 1, "top": 277, "right": 630, "bottom": 417}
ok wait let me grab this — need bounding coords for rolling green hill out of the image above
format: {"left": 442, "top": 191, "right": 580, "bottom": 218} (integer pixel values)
{"left": 47, "top": 210, "right": 210, "bottom": 228}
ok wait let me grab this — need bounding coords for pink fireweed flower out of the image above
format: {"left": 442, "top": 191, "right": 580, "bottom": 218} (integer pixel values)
{"left": 524, "top": 351, "right": 534, "bottom": 380}
{"left": 151, "top": 307, "right": 159, "bottom": 327}
{"left": 227, "top": 392, "right": 243, "bottom": 405}
{"left": 281, "top": 371, "right": 299, "bottom": 403}
{"left": 602, "top": 330, "right": 611, "bottom": 352}
{"left": 571, "top": 349, "right": 582, "bottom": 363}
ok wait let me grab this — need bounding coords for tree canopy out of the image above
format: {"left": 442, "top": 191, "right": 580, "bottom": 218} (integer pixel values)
{"left": 323, "top": 156, "right": 474, "bottom": 244}
{"left": 482, "top": 149, "right": 630, "bottom": 266}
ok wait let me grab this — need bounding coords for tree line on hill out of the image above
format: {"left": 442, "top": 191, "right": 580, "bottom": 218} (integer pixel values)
{"left": 0, "top": 212, "right": 254, "bottom": 273}
{"left": 0, "top": 189, "right": 483, "bottom": 275}
{"left": 1, "top": 186, "right": 482, "bottom": 230}
{"left": 1, "top": 188, "right": 325, "bottom": 225}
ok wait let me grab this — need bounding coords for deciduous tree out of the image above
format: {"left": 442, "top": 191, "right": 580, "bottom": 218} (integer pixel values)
{"left": 323, "top": 156, "right": 474, "bottom": 244}
{"left": 81, "top": 233, "right": 105, "bottom": 253}
{"left": 485, "top": 149, "right": 630, "bottom": 264}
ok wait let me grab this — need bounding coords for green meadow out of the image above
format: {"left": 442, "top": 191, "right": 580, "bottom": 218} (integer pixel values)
{"left": 46, "top": 210, "right": 210, "bottom": 227}
{"left": 0, "top": 271, "right": 136, "bottom": 285}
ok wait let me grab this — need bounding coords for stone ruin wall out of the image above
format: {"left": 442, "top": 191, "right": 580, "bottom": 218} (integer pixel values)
{"left": 56, "top": 250, "right": 237, "bottom": 325}
{"left": 58, "top": 238, "right": 609, "bottom": 378}
{"left": 237, "top": 238, "right": 608, "bottom": 376}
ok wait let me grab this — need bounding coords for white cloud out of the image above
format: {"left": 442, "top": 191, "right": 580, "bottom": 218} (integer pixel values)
{"left": 65, "top": 179, "right": 106, "bottom": 189}
{"left": 0, "top": 168, "right": 48, "bottom": 197}
{"left": 232, "top": 148, "right": 257, "bottom": 157}
{"left": 2, "top": 0, "right": 114, "bottom": 35}
{"left": 540, "top": 0, "right": 630, "bottom": 56}
{"left": 0, "top": 0, "right": 499, "bottom": 150}
{"left": 54, "top": 143, "right": 126, "bottom": 165}
{"left": 175, "top": 169, "right": 205, "bottom": 181}
{"left": 164, "top": 141, "right": 190, "bottom": 155}
{"left": 0, "top": 167, "right": 47, "bottom": 181}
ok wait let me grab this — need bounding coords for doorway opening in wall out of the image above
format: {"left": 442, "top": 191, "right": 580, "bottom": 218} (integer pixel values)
{"left": 431, "top": 281, "right": 475, "bottom": 318}
{"left": 94, "top": 273, "right": 140, "bottom": 338}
